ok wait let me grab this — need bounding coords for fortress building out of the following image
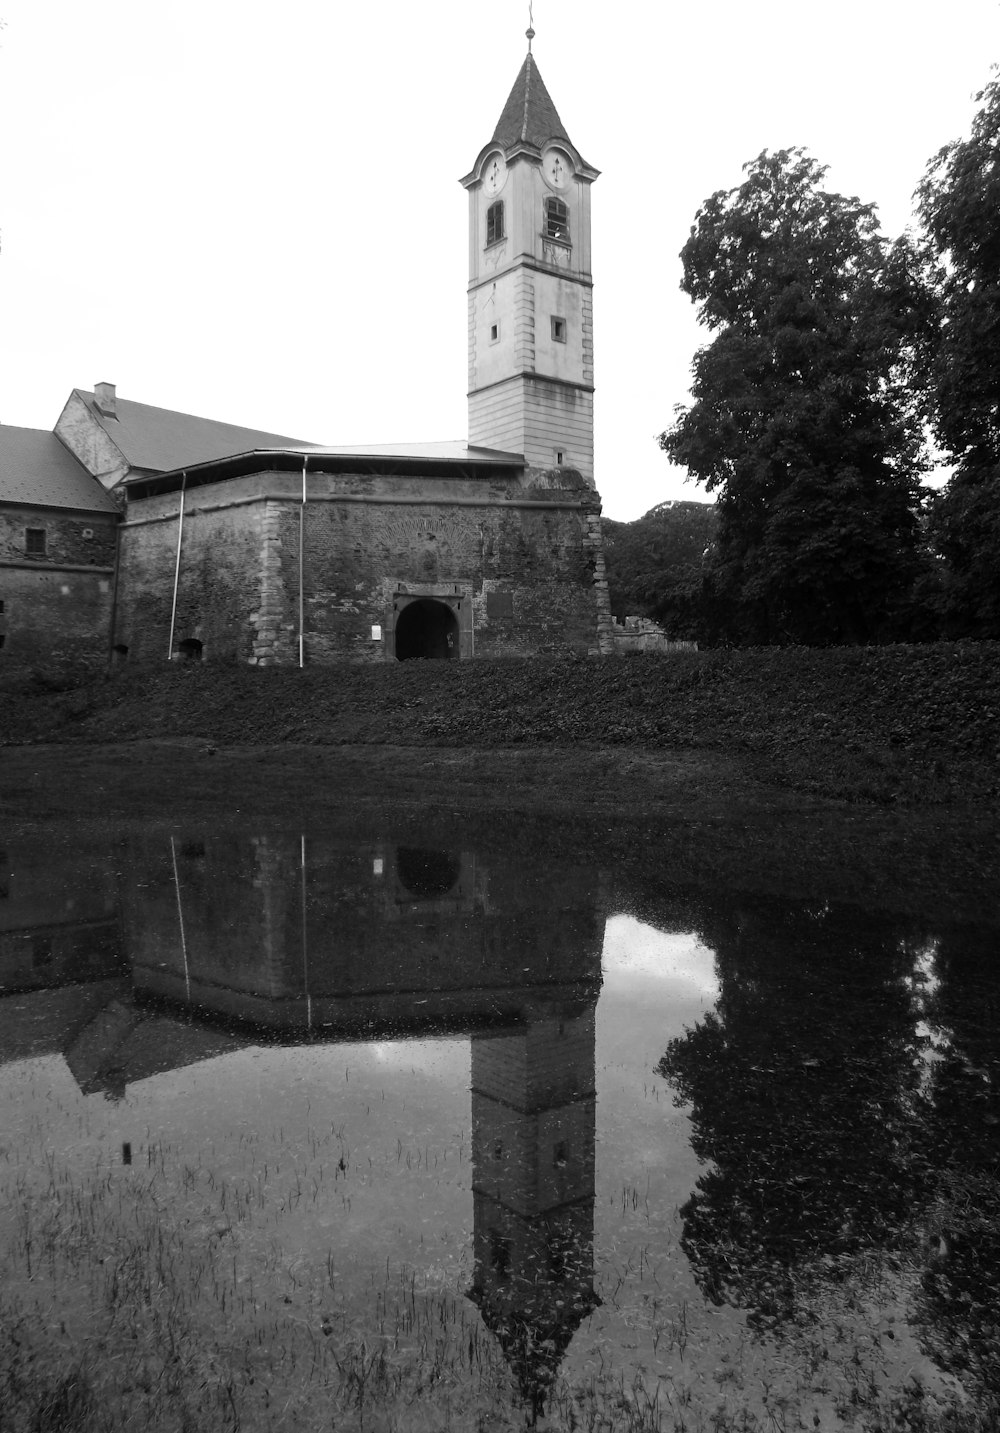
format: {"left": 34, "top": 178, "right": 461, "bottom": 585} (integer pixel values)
{"left": 0, "top": 39, "right": 613, "bottom": 669}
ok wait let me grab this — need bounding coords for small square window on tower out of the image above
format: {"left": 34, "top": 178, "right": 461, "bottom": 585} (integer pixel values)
{"left": 551, "top": 316, "right": 566, "bottom": 343}
{"left": 486, "top": 200, "right": 505, "bottom": 246}
{"left": 25, "top": 528, "right": 46, "bottom": 557}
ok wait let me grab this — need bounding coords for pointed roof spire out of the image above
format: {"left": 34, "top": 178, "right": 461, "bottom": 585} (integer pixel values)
{"left": 491, "top": 50, "right": 573, "bottom": 153}
{"left": 460, "top": 35, "right": 598, "bottom": 189}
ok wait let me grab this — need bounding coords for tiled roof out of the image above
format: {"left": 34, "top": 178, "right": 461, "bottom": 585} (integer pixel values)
{"left": 0, "top": 426, "right": 119, "bottom": 513}
{"left": 492, "top": 53, "right": 574, "bottom": 152}
{"left": 74, "top": 390, "right": 311, "bottom": 474}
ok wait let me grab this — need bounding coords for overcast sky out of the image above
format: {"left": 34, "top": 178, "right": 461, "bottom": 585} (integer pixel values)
{"left": 1, "top": 1, "right": 997, "bottom": 520}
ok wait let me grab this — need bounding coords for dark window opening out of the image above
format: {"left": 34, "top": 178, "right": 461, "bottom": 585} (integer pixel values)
{"left": 490, "top": 322, "right": 499, "bottom": 342}
{"left": 486, "top": 590, "right": 514, "bottom": 620}
{"left": 486, "top": 200, "right": 505, "bottom": 246}
{"left": 493, "top": 1139, "right": 503, "bottom": 1161}
{"left": 25, "top": 528, "right": 46, "bottom": 557}
{"left": 544, "top": 196, "right": 569, "bottom": 242}
{"left": 551, "top": 316, "right": 566, "bottom": 343}
{"left": 549, "top": 1243, "right": 568, "bottom": 1282}
{"left": 553, "top": 1140, "right": 568, "bottom": 1168}
{"left": 490, "top": 1231, "right": 511, "bottom": 1277}
{"left": 555, "top": 451, "right": 564, "bottom": 465}
{"left": 112, "top": 643, "right": 129, "bottom": 661}
{"left": 0, "top": 636, "right": 5, "bottom": 651}
{"left": 177, "top": 638, "right": 203, "bottom": 661}
{"left": 0, "top": 600, "right": 5, "bottom": 613}
{"left": 180, "top": 840, "right": 206, "bottom": 861}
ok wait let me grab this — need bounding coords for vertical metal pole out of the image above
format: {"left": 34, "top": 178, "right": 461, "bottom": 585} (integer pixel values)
{"left": 167, "top": 474, "right": 187, "bottom": 660}
{"left": 299, "top": 458, "right": 307, "bottom": 668}
{"left": 300, "top": 834, "right": 311, "bottom": 1031}
{"left": 170, "top": 836, "right": 191, "bottom": 1004}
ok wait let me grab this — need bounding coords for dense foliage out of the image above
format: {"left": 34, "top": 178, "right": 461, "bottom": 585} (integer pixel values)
{"left": 602, "top": 500, "right": 716, "bottom": 635}
{"left": 659, "top": 150, "right": 926, "bottom": 646}
{"left": 917, "top": 77, "right": 1000, "bottom": 637}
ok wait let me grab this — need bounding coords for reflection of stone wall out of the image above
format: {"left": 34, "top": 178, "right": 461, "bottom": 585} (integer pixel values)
{"left": 0, "top": 839, "right": 124, "bottom": 995}
{"left": 122, "top": 834, "right": 603, "bottom": 1033}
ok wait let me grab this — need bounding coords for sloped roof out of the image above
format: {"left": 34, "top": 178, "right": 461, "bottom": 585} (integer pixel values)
{"left": 298, "top": 440, "right": 524, "bottom": 464}
{"left": 73, "top": 389, "right": 312, "bottom": 475}
{"left": 492, "top": 53, "right": 574, "bottom": 152}
{"left": 124, "top": 439, "right": 527, "bottom": 497}
{"left": 0, "top": 425, "right": 120, "bottom": 513}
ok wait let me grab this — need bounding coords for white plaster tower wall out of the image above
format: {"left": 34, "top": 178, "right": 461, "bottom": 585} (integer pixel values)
{"left": 462, "top": 49, "right": 599, "bottom": 485}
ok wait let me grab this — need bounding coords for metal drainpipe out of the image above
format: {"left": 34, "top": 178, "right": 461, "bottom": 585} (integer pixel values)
{"left": 299, "top": 457, "right": 307, "bottom": 668}
{"left": 167, "top": 473, "right": 187, "bottom": 660}
{"left": 106, "top": 505, "right": 124, "bottom": 669}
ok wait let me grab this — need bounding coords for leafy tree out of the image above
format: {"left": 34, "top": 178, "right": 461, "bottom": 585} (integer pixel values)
{"left": 917, "top": 76, "right": 1000, "bottom": 636}
{"left": 660, "top": 150, "right": 927, "bottom": 646}
{"left": 602, "top": 500, "right": 716, "bottom": 637}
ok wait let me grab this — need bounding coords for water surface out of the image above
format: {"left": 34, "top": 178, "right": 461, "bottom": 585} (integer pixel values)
{"left": 1, "top": 826, "right": 997, "bottom": 1430}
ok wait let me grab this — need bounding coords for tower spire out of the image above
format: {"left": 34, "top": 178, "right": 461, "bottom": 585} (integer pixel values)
{"left": 526, "top": 2, "right": 535, "bottom": 51}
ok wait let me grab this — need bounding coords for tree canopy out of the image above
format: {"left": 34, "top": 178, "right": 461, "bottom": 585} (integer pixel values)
{"left": 917, "top": 76, "right": 1000, "bottom": 637}
{"left": 602, "top": 500, "right": 716, "bottom": 636}
{"left": 660, "top": 150, "right": 926, "bottom": 646}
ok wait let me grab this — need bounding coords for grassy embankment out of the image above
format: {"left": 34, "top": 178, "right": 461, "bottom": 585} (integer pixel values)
{"left": 3, "top": 642, "right": 997, "bottom": 808}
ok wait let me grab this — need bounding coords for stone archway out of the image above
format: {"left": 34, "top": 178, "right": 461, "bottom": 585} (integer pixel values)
{"left": 394, "top": 598, "right": 459, "bottom": 660}
{"left": 396, "top": 847, "right": 461, "bottom": 898}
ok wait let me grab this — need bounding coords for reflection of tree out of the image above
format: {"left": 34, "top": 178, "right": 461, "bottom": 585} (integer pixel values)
{"left": 910, "top": 924, "right": 1000, "bottom": 1395}
{"left": 657, "top": 897, "right": 928, "bottom": 1325}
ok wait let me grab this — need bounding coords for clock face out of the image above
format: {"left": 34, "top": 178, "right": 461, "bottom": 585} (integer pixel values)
{"left": 543, "top": 149, "right": 570, "bottom": 190}
{"left": 483, "top": 154, "right": 506, "bottom": 196}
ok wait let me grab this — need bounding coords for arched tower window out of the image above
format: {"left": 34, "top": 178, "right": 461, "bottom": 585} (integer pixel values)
{"left": 544, "top": 196, "right": 570, "bottom": 242}
{"left": 486, "top": 200, "right": 505, "bottom": 246}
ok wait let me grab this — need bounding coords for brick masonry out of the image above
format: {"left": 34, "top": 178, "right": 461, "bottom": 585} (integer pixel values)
{"left": 0, "top": 507, "right": 117, "bottom": 669}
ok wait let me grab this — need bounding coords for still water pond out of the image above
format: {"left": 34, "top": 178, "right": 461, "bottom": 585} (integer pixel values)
{"left": 1, "top": 826, "right": 997, "bottom": 1431}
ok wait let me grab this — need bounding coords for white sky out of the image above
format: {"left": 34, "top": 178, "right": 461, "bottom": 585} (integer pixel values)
{"left": 0, "top": 1, "right": 996, "bottom": 521}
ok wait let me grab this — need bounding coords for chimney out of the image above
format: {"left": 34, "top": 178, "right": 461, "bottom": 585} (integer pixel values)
{"left": 94, "top": 381, "right": 117, "bottom": 419}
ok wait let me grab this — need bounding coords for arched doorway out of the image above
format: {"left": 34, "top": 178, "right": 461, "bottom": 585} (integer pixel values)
{"left": 396, "top": 847, "right": 461, "bottom": 898}
{"left": 394, "top": 598, "right": 459, "bottom": 660}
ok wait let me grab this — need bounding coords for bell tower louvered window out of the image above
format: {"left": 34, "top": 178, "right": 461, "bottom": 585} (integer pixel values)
{"left": 544, "top": 196, "right": 569, "bottom": 242}
{"left": 486, "top": 201, "right": 505, "bottom": 246}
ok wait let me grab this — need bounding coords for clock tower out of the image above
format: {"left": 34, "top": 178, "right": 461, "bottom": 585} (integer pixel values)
{"left": 461, "top": 38, "right": 600, "bottom": 486}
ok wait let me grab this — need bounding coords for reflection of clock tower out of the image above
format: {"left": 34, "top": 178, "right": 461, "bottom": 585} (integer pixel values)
{"left": 460, "top": 33, "right": 600, "bottom": 486}
{"left": 469, "top": 1001, "right": 600, "bottom": 1418}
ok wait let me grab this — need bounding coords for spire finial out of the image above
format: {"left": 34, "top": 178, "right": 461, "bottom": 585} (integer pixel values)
{"left": 526, "top": 2, "right": 535, "bottom": 50}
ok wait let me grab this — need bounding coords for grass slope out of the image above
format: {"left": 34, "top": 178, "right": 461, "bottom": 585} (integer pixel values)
{"left": 2, "top": 643, "right": 998, "bottom": 805}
